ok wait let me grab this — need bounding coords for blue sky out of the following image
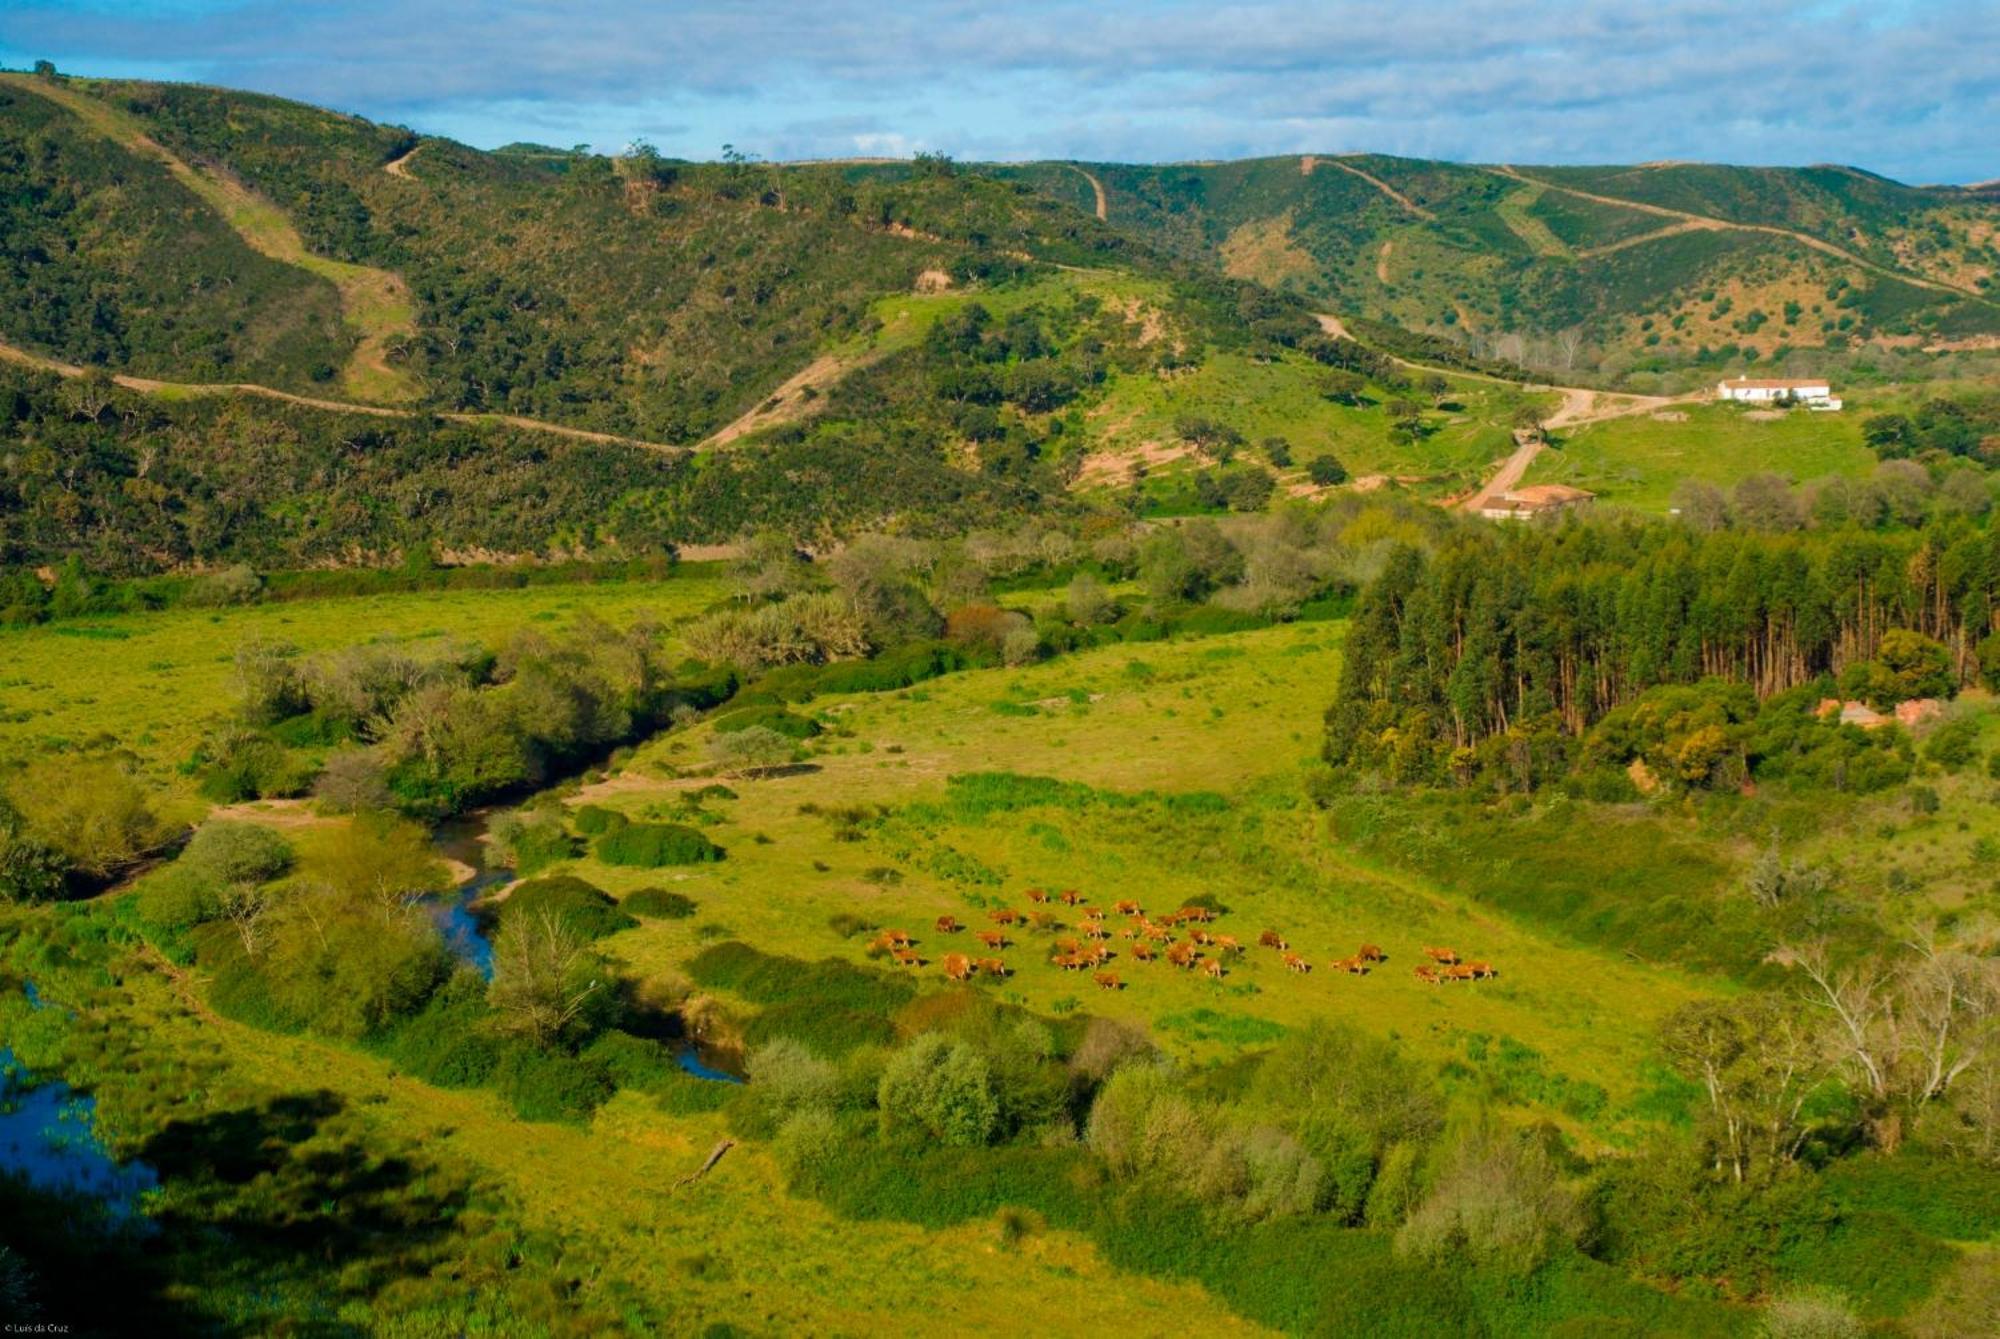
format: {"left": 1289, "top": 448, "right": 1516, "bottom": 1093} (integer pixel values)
{"left": 3, "top": 1, "right": 1995, "bottom": 182}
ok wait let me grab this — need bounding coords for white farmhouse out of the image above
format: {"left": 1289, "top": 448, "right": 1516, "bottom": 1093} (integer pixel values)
{"left": 1715, "top": 376, "right": 1842, "bottom": 410}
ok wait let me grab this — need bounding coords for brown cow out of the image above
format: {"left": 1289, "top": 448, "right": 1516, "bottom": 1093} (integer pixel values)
{"left": 1330, "top": 956, "right": 1370, "bottom": 976}
{"left": 1189, "top": 928, "right": 1215, "bottom": 946}
{"left": 1083, "top": 923, "right": 1111, "bottom": 941}
{"left": 941, "top": 953, "right": 973, "bottom": 981}
{"left": 1413, "top": 965, "right": 1442, "bottom": 985}
{"left": 1357, "top": 943, "right": 1385, "bottom": 963}
{"left": 1466, "top": 961, "right": 1496, "bottom": 980}
{"left": 1094, "top": 971, "right": 1122, "bottom": 991}
{"left": 1442, "top": 964, "right": 1480, "bottom": 983}
{"left": 1214, "top": 935, "right": 1242, "bottom": 955}
{"left": 1059, "top": 889, "right": 1084, "bottom": 907}
{"left": 1131, "top": 942, "right": 1155, "bottom": 962}
{"left": 1053, "top": 951, "right": 1086, "bottom": 971}
{"left": 1057, "top": 936, "right": 1083, "bottom": 955}
{"left": 1421, "top": 946, "right": 1460, "bottom": 965}
{"left": 1202, "top": 958, "right": 1225, "bottom": 980}
{"left": 1083, "top": 907, "right": 1106, "bottom": 922}
{"left": 990, "top": 908, "right": 1020, "bottom": 926}
{"left": 1026, "top": 888, "right": 1050, "bottom": 904}
{"left": 883, "top": 929, "right": 916, "bottom": 948}
{"left": 978, "top": 957, "right": 1009, "bottom": 977}
{"left": 1179, "top": 905, "right": 1216, "bottom": 924}
{"left": 1165, "top": 943, "right": 1197, "bottom": 970}
{"left": 891, "top": 948, "right": 922, "bottom": 967}
{"left": 1282, "top": 952, "right": 1311, "bottom": 974}
{"left": 1258, "top": 930, "right": 1288, "bottom": 951}
{"left": 935, "top": 915, "right": 962, "bottom": 934}
{"left": 1088, "top": 944, "right": 1114, "bottom": 965}
{"left": 976, "top": 929, "right": 1009, "bottom": 950}
{"left": 1113, "top": 899, "right": 1142, "bottom": 916}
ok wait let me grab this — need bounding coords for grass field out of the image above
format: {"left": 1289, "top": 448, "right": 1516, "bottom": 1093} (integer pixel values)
{"left": 1524, "top": 399, "right": 1876, "bottom": 509}
{"left": 522, "top": 620, "right": 1717, "bottom": 1136}
{"left": 0, "top": 572, "right": 728, "bottom": 776}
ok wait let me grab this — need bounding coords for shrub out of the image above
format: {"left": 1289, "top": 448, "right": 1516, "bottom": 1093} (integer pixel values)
{"left": 5, "top": 758, "right": 163, "bottom": 879}
{"left": 742, "top": 1001, "right": 897, "bottom": 1057}
{"left": 879, "top": 1034, "right": 1000, "bottom": 1147}
{"left": 1307, "top": 455, "right": 1348, "bottom": 486}
{"left": 707, "top": 725, "right": 798, "bottom": 775}
{"left": 137, "top": 820, "right": 294, "bottom": 931}
{"left": 596, "top": 822, "right": 723, "bottom": 866}
{"left": 1922, "top": 717, "right": 1980, "bottom": 772}
{"left": 491, "top": 809, "right": 580, "bottom": 877}
{"left": 712, "top": 705, "right": 821, "bottom": 739}
{"left": 502, "top": 876, "right": 636, "bottom": 939}
{"left": 312, "top": 747, "right": 392, "bottom": 814}
{"left": 747, "top": 1038, "right": 842, "bottom": 1127}
{"left": 1394, "top": 1116, "right": 1585, "bottom": 1275}
{"left": 491, "top": 1045, "right": 616, "bottom": 1123}
{"left": 773, "top": 1108, "right": 846, "bottom": 1183}
{"left": 624, "top": 887, "right": 697, "bottom": 919}
{"left": 571, "top": 805, "right": 629, "bottom": 836}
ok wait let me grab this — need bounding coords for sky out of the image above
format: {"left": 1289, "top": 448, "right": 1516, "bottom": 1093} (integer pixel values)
{"left": 3, "top": 1, "right": 1996, "bottom": 183}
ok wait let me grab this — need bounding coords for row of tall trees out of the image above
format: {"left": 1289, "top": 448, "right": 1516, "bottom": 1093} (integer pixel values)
{"left": 1325, "top": 518, "right": 2000, "bottom": 781}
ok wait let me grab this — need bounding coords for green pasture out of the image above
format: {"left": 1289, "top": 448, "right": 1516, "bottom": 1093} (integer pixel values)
{"left": 0, "top": 572, "right": 728, "bottom": 775}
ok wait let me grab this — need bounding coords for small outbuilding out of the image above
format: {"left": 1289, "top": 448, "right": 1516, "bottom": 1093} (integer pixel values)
{"left": 1716, "top": 377, "right": 1842, "bottom": 410}
{"left": 1478, "top": 484, "right": 1596, "bottom": 521}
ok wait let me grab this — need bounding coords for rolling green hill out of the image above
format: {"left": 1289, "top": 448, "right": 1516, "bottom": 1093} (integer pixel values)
{"left": 994, "top": 154, "right": 2000, "bottom": 384}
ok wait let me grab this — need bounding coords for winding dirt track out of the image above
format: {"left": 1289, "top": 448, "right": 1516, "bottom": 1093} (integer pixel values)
{"left": 383, "top": 143, "right": 423, "bottom": 178}
{"left": 1303, "top": 155, "right": 1436, "bottom": 220}
{"left": 1071, "top": 165, "right": 1109, "bottom": 221}
{"left": 1491, "top": 165, "right": 1996, "bottom": 305}
{"left": 0, "top": 339, "right": 689, "bottom": 454}
{"left": 2, "top": 73, "right": 425, "bottom": 403}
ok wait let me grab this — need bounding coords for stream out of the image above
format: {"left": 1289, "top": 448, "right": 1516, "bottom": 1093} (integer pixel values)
{"left": 422, "top": 813, "right": 744, "bottom": 1084}
{"left": 0, "top": 985, "right": 159, "bottom": 1223}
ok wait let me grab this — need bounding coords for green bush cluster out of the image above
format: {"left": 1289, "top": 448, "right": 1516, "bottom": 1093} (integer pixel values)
{"left": 594, "top": 822, "right": 723, "bottom": 867}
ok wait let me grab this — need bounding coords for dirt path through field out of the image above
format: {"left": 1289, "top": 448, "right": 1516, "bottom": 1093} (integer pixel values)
{"left": 1304, "top": 155, "right": 1436, "bottom": 220}
{"left": 1375, "top": 240, "right": 1394, "bottom": 284}
{"left": 0, "top": 337, "right": 689, "bottom": 454}
{"left": 1491, "top": 164, "right": 1997, "bottom": 306}
{"left": 1574, "top": 218, "right": 1720, "bottom": 259}
{"left": 1070, "top": 164, "right": 1108, "bottom": 221}
{"left": 698, "top": 344, "right": 890, "bottom": 448}
{"left": 1461, "top": 436, "right": 1544, "bottom": 513}
{"left": 4, "top": 73, "right": 424, "bottom": 402}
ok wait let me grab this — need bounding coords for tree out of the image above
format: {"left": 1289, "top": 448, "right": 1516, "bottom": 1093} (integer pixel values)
{"left": 1306, "top": 454, "right": 1348, "bottom": 487}
{"left": 317, "top": 812, "right": 447, "bottom": 907}
{"left": 5, "top": 758, "right": 161, "bottom": 880}
{"left": 1419, "top": 373, "right": 1451, "bottom": 405}
{"left": 1320, "top": 370, "right": 1367, "bottom": 406}
{"left": 488, "top": 909, "right": 606, "bottom": 1048}
{"left": 0, "top": 797, "right": 67, "bottom": 904}
{"left": 1660, "top": 995, "right": 1828, "bottom": 1182}
{"left": 1261, "top": 436, "right": 1294, "bottom": 468}
{"left": 1730, "top": 473, "right": 1804, "bottom": 531}
{"left": 707, "top": 724, "right": 796, "bottom": 776}
{"left": 1394, "top": 1113, "right": 1586, "bottom": 1275}
{"left": 1064, "top": 571, "right": 1116, "bottom": 625}
{"left": 878, "top": 1033, "right": 999, "bottom": 1147}
{"left": 1671, "top": 479, "right": 1731, "bottom": 532}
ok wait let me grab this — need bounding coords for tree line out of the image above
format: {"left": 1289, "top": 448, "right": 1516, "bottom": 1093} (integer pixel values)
{"left": 1324, "top": 516, "right": 2000, "bottom": 789}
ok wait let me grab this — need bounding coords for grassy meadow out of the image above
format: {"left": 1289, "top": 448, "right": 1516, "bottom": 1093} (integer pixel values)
{"left": 0, "top": 570, "right": 728, "bottom": 777}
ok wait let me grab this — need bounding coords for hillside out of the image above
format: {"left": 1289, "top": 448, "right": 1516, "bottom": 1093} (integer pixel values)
{"left": 994, "top": 155, "right": 2000, "bottom": 384}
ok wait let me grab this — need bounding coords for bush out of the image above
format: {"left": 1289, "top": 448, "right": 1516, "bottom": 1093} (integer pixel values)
{"left": 742, "top": 1001, "right": 898, "bottom": 1057}
{"left": 773, "top": 1108, "right": 846, "bottom": 1183}
{"left": 707, "top": 725, "right": 798, "bottom": 775}
{"left": 596, "top": 822, "right": 723, "bottom": 867}
{"left": 138, "top": 821, "right": 295, "bottom": 931}
{"left": 1394, "top": 1116, "right": 1585, "bottom": 1276}
{"left": 571, "top": 805, "right": 629, "bottom": 836}
{"left": 5, "top": 759, "right": 162, "bottom": 879}
{"left": 878, "top": 1033, "right": 1000, "bottom": 1147}
{"left": 491, "top": 1045, "right": 617, "bottom": 1123}
{"left": 712, "top": 705, "right": 821, "bottom": 739}
{"left": 624, "top": 887, "right": 697, "bottom": 919}
{"left": 1922, "top": 717, "right": 1980, "bottom": 771}
{"left": 502, "top": 876, "right": 636, "bottom": 939}
{"left": 1307, "top": 455, "right": 1349, "bottom": 486}
{"left": 746, "top": 1038, "right": 842, "bottom": 1128}
{"left": 491, "top": 809, "right": 580, "bottom": 877}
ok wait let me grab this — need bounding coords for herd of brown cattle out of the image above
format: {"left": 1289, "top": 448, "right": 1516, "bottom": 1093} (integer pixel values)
{"left": 878, "top": 891, "right": 1499, "bottom": 993}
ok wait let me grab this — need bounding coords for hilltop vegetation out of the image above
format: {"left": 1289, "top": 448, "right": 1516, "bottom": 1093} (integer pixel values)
{"left": 997, "top": 155, "right": 2000, "bottom": 387}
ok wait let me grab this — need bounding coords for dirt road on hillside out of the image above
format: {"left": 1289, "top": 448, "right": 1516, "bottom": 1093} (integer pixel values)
{"left": 1303, "top": 155, "right": 1436, "bottom": 220}
{"left": 1071, "top": 165, "right": 1108, "bottom": 221}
